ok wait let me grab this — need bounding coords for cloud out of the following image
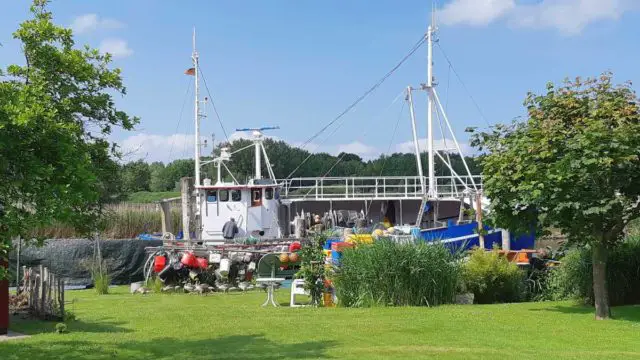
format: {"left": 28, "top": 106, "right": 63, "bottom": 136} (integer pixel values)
{"left": 99, "top": 39, "right": 133, "bottom": 59}
{"left": 395, "top": 138, "right": 474, "bottom": 155}
{"left": 439, "top": 0, "right": 638, "bottom": 35}
{"left": 439, "top": 0, "right": 515, "bottom": 26}
{"left": 118, "top": 133, "right": 474, "bottom": 164}
{"left": 336, "top": 141, "right": 379, "bottom": 158}
{"left": 70, "top": 14, "right": 124, "bottom": 34}
{"left": 119, "top": 133, "right": 195, "bottom": 163}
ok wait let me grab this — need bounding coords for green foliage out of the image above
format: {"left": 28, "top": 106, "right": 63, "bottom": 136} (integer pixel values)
{"left": 333, "top": 240, "right": 461, "bottom": 307}
{"left": 471, "top": 73, "right": 640, "bottom": 247}
{"left": 0, "top": 0, "right": 137, "bottom": 278}
{"left": 462, "top": 248, "right": 524, "bottom": 304}
{"left": 146, "top": 276, "right": 163, "bottom": 294}
{"left": 63, "top": 310, "right": 77, "bottom": 322}
{"left": 295, "top": 234, "right": 326, "bottom": 306}
{"left": 55, "top": 322, "right": 68, "bottom": 334}
{"left": 121, "top": 160, "right": 152, "bottom": 193}
{"left": 545, "top": 238, "right": 640, "bottom": 306}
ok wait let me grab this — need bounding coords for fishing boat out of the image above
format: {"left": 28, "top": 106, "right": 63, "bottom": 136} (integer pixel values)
{"left": 178, "top": 13, "right": 534, "bottom": 252}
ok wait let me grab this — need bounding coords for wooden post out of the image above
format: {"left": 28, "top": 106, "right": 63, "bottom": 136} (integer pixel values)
{"left": 501, "top": 229, "right": 511, "bottom": 251}
{"left": 160, "top": 200, "right": 174, "bottom": 235}
{"left": 181, "top": 177, "right": 194, "bottom": 245}
{"left": 458, "top": 196, "right": 465, "bottom": 224}
{"left": 39, "top": 265, "right": 45, "bottom": 316}
{"left": 0, "top": 260, "right": 8, "bottom": 335}
{"left": 475, "top": 192, "right": 485, "bottom": 249}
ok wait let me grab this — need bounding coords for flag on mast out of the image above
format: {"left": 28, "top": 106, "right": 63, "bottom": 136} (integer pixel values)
{"left": 185, "top": 67, "right": 195, "bottom": 76}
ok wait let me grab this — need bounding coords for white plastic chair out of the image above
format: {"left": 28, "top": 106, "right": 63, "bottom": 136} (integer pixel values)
{"left": 290, "top": 278, "right": 309, "bottom": 307}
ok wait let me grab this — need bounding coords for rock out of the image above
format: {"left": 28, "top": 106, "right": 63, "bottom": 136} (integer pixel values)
{"left": 455, "top": 293, "right": 474, "bottom": 305}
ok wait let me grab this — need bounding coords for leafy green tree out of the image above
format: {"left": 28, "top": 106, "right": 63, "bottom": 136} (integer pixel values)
{"left": 148, "top": 161, "right": 167, "bottom": 192}
{"left": 121, "top": 160, "right": 151, "bottom": 193}
{"left": 470, "top": 73, "right": 640, "bottom": 319}
{"left": 0, "top": 0, "right": 137, "bottom": 279}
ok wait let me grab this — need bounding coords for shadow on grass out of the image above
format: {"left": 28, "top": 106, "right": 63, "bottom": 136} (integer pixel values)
{"left": 530, "top": 304, "right": 640, "bottom": 322}
{"left": 0, "top": 334, "right": 337, "bottom": 360}
{"left": 9, "top": 315, "right": 133, "bottom": 335}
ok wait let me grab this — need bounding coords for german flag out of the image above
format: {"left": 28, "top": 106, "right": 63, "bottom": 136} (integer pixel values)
{"left": 184, "top": 67, "right": 195, "bottom": 76}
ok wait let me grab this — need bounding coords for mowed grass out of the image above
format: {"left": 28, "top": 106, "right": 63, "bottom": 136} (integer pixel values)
{"left": 2, "top": 286, "right": 640, "bottom": 360}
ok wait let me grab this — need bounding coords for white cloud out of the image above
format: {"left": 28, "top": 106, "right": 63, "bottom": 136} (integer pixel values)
{"left": 395, "top": 138, "right": 474, "bottom": 155}
{"left": 439, "top": 0, "right": 638, "bottom": 35}
{"left": 119, "top": 133, "right": 195, "bottom": 163}
{"left": 118, "top": 133, "right": 475, "bottom": 164}
{"left": 336, "top": 141, "right": 379, "bottom": 158}
{"left": 99, "top": 38, "right": 133, "bottom": 59}
{"left": 70, "top": 14, "right": 124, "bottom": 34}
{"left": 440, "top": 0, "right": 515, "bottom": 26}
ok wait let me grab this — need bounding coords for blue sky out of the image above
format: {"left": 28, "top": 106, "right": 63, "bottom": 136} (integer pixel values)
{"left": 2, "top": 0, "right": 639, "bottom": 163}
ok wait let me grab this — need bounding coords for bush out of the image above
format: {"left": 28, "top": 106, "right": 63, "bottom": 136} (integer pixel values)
{"left": 545, "top": 237, "right": 640, "bottom": 305}
{"left": 146, "top": 276, "right": 164, "bottom": 294}
{"left": 55, "top": 323, "right": 68, "bottom": 334}
{"left": 462, "top": 248, "right": 524, "bottom": 304}
{"left": 333, "top": 240, "right": 461, "bottom": 307}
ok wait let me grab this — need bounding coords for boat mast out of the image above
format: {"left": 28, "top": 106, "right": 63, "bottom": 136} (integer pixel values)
{"left": 425, "top": 10, "right": 436, "bottom": 198}
{"left": 193, "top": 28, "right": 202, "bottom": 187}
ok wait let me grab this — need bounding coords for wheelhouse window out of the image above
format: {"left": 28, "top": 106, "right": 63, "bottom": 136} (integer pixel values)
{"left": 219, "top": 190, "right": 229, "bottom": 202}
{"left": 265, "top": 188, "right": 274, "bottom": 200}
{"left": 251, "top": 189, "right": 262, "bottom": 207}
{"left": 231, "top": 190, "right": 241, "bottom": 202}
{"left": 206, "top": 190, "right": 217, "bottom": 202}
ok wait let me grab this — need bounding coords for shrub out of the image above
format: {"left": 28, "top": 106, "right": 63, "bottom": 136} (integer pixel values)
{"left": 462, "top": 248, "right": 524, "bottom": 304}
{"left": 333, "top": 240, "right": 461, "bottom": 307}
{"left": 55, "top": 323, "right": 68, "bottom": 334}
{"left": 146, "top": 276, "right": 164, "bottom": 294}
{"left": 545, "top": 237, "right": 640, "bottom": 305}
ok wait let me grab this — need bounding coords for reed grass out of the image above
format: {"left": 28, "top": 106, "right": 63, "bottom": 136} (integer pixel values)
{"left": 333, "top": 240, "right": 461, "bottom": 307}
{"left": 30, "top": 207, "right": 182, "bottom": 239}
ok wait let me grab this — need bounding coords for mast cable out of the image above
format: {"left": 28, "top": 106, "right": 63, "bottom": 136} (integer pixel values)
{"left": 286, "top": 35, "right": 427, "bottom": 179}
{"left": 436, "top": 42, "right": 491, "bottom": 127}
{"left": 198, "top": 65, "right": 230, "bottom": 142}
{"left": 168, "top": 77, "right": 193, "bottom": 162}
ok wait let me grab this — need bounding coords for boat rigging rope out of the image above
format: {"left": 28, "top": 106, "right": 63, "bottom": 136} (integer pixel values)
{"left": 365, "top": 101, "right": 406, "bottom": 217}
{"left": 198, "top": 65, "right": 230, "bottom": 142}
{"left": 436, "top": 42, "right": 491, "bottom": 128}
{"left": 168, "top": 77, "right": 193, "bottom": 162}
{"left": 285, "top": 35, "right": 427, "bottom": 179}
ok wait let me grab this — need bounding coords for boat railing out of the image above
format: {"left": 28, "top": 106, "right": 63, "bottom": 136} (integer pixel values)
{"left": 277, "top": 176, "right": 483, "bottom": 201}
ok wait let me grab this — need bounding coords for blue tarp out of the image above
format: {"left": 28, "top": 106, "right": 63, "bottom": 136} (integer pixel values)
{"left": 416, "top": 221, "right": 535, "bottom": 252}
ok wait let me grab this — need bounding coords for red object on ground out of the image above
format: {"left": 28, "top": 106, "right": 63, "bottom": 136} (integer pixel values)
{"left": 331, "top": 242, "right": 354, "bottom": 252}
{"left": 154, "top": 256, "right": 166, "bottom": 273}
{"left": 245, "top": 271, "right": 253, "bottom": 281}
{"left": 180, "top": 252, "right": 197, "bottom": 268}
{"left": 196, "top": 257, "right": 209, "bottom": 269}
{"left": 289, "top": 241, "right": 302, "bottom": 252}
{"left": 0, "top": 260, "right": 8, "bottom": 335}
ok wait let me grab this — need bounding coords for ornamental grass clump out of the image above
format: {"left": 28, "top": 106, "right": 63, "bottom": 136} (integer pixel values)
{"left": 462, "top": 247, "right": 524, "bottom": 304}
{"left": 333, "top": 240, "right": 461, "bottom": 307}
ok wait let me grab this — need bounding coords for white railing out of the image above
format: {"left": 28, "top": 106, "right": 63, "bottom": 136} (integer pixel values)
{"left": 278, "top": 176, "right": 483, "bottom": 201}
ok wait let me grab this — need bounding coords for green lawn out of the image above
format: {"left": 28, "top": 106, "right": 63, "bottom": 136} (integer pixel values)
{"left": 2, "top": 286, "right": 640, "bottom": 359}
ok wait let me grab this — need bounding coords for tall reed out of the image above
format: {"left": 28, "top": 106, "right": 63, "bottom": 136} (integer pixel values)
{"left": 333, "top": 240, "right": 461, "bottom": 307}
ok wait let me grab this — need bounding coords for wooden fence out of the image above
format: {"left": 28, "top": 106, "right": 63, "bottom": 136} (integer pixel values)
{"left": 22, "top": 265, "right": 65, "bottom": 320}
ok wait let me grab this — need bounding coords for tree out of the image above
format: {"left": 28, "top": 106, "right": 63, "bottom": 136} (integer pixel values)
{"left": 148, "top": 161, "right": 166, "bottom": 192}
{"left": 121, "top": 160, "right": 151, "bottom": 193}
{"left": 0, "top": 0, "right": 137, "bottom": 280}
{"left": 470, "top": 73, "right": 640, "bottom": 319}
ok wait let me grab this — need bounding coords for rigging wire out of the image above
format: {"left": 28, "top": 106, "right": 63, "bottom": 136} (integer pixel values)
{"left": 286, "top": 35, "right": 427, "bottom": 179}
{"left": 436, "top": 42, "right": 491, "bottom": 127}
{"left": 197, "top": 65, "right": 230, "bottom": 142}
{"left": 365, "top": 101, "right": 406, "bottom": 216}
{"left": 168, "top": 77, "right": 193, "bottom": 162}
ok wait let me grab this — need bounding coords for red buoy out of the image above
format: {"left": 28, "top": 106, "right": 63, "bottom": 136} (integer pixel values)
{"left": 289, "top": 241, "right": 302, "bottom": 252}
{"left": 181, "top": 252, "right": 197, "bottom": 268}
{"left": 154, "top": 256, "right": 166, "bottom": 273}
{"left": 196, "top": 257, "right": 209, "bottom": 269}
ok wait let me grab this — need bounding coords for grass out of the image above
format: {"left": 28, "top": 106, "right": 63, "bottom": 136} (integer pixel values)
{"left": 3, "top": 287, "right": 640, "bottom": 359}
{"left": 125, "top": 191, "right": 180, "bottom": 203}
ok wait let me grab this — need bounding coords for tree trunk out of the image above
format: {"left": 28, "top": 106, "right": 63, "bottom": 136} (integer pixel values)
{"left": 592, "top": 241, "right": 611, "bottom": 320}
